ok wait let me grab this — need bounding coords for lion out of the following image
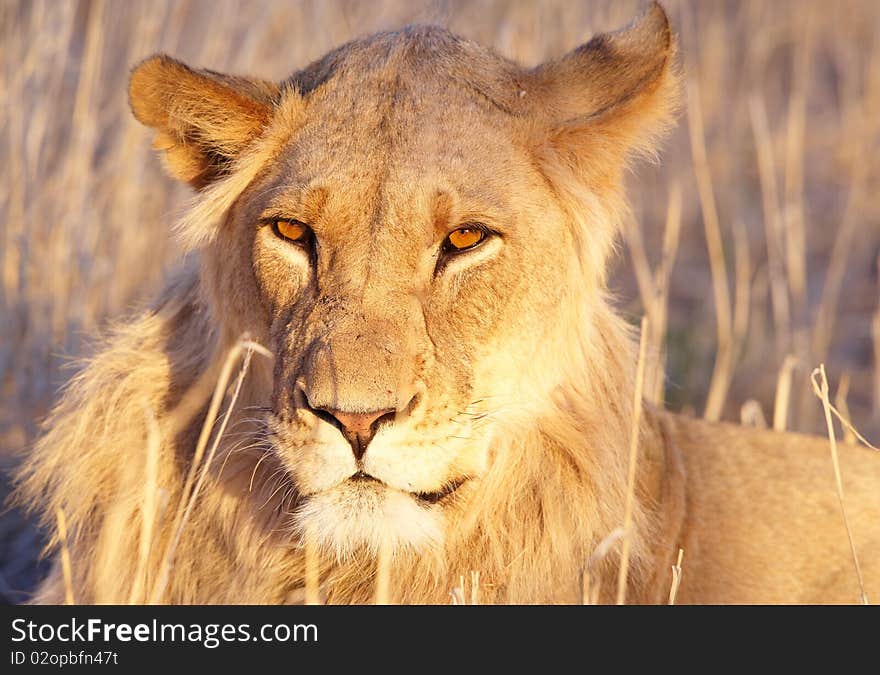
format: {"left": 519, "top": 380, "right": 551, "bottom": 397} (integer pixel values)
{"left": 15, "top": 2, "right": 880, "bottom": 605}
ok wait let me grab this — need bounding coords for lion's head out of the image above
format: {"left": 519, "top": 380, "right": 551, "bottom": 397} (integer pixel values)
{"left": 128, "top": 3, "right": 677, "bottom": 561}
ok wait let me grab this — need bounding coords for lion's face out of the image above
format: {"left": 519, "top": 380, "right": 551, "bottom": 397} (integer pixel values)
{"left": 129, "top": 11, "right": 676, "bottom": 556}
{"left": 233, "top": 67, "right": 578, "bottom": 554}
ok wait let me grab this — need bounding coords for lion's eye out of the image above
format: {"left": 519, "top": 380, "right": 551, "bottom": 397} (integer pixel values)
{"left": 443, "top": 225, "right": 487, "bottom": 253}
{"left": 272, "top": 219, "right": 310, "bottom": 243}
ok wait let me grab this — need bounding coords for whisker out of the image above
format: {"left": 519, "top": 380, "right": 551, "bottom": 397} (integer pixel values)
{"left": 217, "top": 440, "right": 272, "bottom": 480}
{"left": 248, "top": 449, "right": 275, "bottom": 492}
{"left": 260, "top": 474, "right": 294, "bottom": 511}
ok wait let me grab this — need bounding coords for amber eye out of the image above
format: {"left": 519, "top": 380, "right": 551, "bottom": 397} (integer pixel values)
{"left": 272, "top": 219, "right": 309, "bottom": 244}
{"left": 444, "top": 225, "right": 487, "bottom": 252}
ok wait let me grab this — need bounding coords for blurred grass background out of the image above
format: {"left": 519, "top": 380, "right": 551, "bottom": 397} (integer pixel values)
{"left": 1, "top": 0, "right": 879, "bottom": 602}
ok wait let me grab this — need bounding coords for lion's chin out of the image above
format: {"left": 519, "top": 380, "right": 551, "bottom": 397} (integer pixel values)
{"left": 295, "top": 481, "right": 445, "bottom": 557}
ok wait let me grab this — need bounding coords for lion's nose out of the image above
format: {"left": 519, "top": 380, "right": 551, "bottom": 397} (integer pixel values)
{"left": 315, "top": 407, "right": 397, "bottom": 460}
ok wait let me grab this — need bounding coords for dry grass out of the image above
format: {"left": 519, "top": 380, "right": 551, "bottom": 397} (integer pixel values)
{"left": 616, "top": 316, "right": 649, "bottom": 605}
{"left": 1, "top": 0, "right": 879, "bottom": 602}
{"left": 668, "top": 548, "right": 684, "bottom": 606}
{"left": 149, "top": 337, "right": 268, "bottom": 604}
{"left": 811, "top": 365, "right": 869, "bottom": 605}
{"left": 304, "top": 528, "right": 321, "bottom": 606}
{"left": 773, "top": 354, "right": 798, "bottom": 432}
{"left": 54, "top": 508, "right": 74, "bottom": 605}
{"left": 373, "top": 539, "right": 392, "bottom": 605}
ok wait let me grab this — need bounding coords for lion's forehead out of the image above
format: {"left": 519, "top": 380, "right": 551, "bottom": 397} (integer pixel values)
{"left": 287, "top": 89, "right": 524, "bottom": 178}
{"left": 259, "top": 102, "right": 529, "bottom": 248}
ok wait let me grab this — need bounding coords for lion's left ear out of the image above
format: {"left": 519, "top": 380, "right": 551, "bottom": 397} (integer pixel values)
{"left": 129, "top": 55, "right": 281, "bottom": 189}
{"left": 528, "top": 1, "right": 679, "bottom": 185}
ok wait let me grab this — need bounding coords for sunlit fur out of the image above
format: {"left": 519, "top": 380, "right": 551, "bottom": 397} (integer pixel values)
{"left": 17, "top": 3, "right": 880, "bottom": 605}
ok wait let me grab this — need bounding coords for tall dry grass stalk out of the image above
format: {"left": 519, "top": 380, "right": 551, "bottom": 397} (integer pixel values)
{"left": 667, "top": 548, "right": 684, "bottom": 606}
{"left": 810, "top": 147, "right": 867, "bottom": 365}
{"left": 731, "top": 219, "right": 751, "bottom": 364}
{"left": 773, "top": 355, "right": 798, "bottom": 432}
{"left": 749, "top": 94, "right": 791, "bottom": 355}
{"left": 447, "top": 572, "right": 482, "bottom": 605}
{"left": 127, "top": 404, "right": 161, "bottom": 604}
{"left": 835, "top": 372, "right": 857, "bottom": 446}
{"left": 626, "top": 183, "right": 682, "bottom": 406}
{"left": 807, "top": 376, "right": 880, "bottom": 453}
{"left": 373, "top": 539, "right": 392, "bottom": 605}
{"left": 616, "top": 316, "right": 649, "bottom": 605}
{"left": 469, "top": 570, "right": 481, "bottom": 605}
{"left": 54, "top": 508, "right": 74, "bottom": 605}
{"left": 624, "top": 216, "right": 656, "bottom": 325}
{"left": 649, "top": 183, "right": 683, "bottom": 405}
{"left": 56, "top": 0, "right": 106, "bottom": 343}
{"left": 783, "top": 5, "right": 813, "bottom": 325}
{"left": 304, "top": 528, "right": 321, "bottom": 605}
{"left": 581, "top": 527, "right": 624, "bottom": 606}
{"left": 873, "top": 310, "right": 880, "bottom": 419}
{"left": 149, "top": 337, "right": 270, "bottom": 603}
{"left": 811, "top": 365, "right": 868, "bottom": 605}
{"left": 685, "top": 68, "right": 732, "bottom": 422}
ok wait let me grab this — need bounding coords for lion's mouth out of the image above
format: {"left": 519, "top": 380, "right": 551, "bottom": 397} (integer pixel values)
{"left": 349, "top": 471, "right": 468, "bottom": 504}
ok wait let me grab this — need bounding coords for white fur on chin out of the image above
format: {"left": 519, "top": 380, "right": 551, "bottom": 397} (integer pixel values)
{"left": 295, "top": 482, "right": 445, "bottom": 558}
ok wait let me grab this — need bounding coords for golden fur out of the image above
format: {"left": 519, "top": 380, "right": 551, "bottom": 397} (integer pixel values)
{"left": 16, "top": 3, "right": 880, "bottom": 604}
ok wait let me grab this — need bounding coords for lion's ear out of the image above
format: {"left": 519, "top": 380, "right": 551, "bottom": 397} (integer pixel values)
{"left": 129, "top": 55, "right": 280, "bottom": 189}
{"left": 529, "top": 1, "right": 679, "bottom": 185}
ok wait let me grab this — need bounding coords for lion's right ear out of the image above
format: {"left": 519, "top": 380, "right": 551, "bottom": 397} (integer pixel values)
{"left": 528, "top": 2, "right": 679, "bottom": 187}
{"left": 129, "top": 55, "right": 280, "bottom": 189}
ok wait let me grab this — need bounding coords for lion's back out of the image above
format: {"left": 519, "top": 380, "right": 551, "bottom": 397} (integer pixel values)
{"left": 664, "top": 412, "right": 880, "bottom": 604}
